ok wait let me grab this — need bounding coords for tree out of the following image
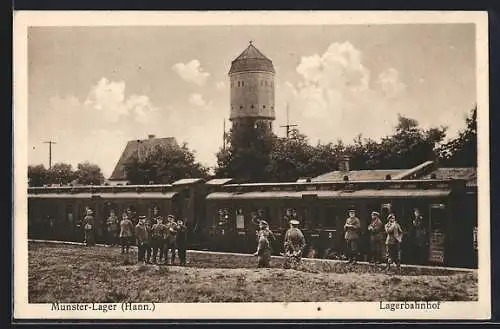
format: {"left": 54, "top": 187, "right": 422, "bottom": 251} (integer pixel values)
{"left": 75, "top": 162, "right": 105, "bottom": 185}
{"left": 359, "top": 115, "right": 447, "bottom": 169}
{"left": 266, "top": 131, "right": 314, "bottom": 182}
{"left": 438, "top": 106, "right": 477, "bottom": 167}
{"left": 28, "top": 164, "right": 49, "bottom": 187}
{"left": 124, "top": 140, "right": 210, "bottom": 184}
{"left": 46, "top": 162, "right": 76, "bottom": 185}
{"left": 215, "top": 121, "right": 275, "bottom": 182}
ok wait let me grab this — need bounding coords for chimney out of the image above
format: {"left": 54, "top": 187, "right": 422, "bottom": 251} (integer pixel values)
{"left": 339, "top": 155, "right": 350, "bottom": 172}
{"left": 148, "top": 134, "right": 156, "bottom": 139}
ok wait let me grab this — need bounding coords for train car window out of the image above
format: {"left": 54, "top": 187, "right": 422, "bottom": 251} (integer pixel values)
{"left": 217, "top": 208, "right": 230, "bottom": 227}
{"left": 323, "top": 207, "right": 337, "bottom": 229}
{"left": 281, "top": 208, "right": 299, "bottom": 227}
{"left": 303, "top": 206, "right": 319, "bottom": 229}
{"left": 236, "top": 208, "right": 245, "bottom": 229}
{"left": 429, "top": 204, "right": 446, "bottom": 232}
{"left": 380, "top": 203, "right": 392, "bottom": 222}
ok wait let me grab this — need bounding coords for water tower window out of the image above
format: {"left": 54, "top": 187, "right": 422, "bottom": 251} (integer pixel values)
{"left": 263, "top": 105, "right": 266, "bottom": 109}
{"left": 251, "top": 105, "right": 254, "bottom": 109}
{"left": 240, "top": 105, "right": 243, "bottom": 109}
{"left": 237, "top": 81, "right": 240, "bottom": 87}
{"left": 242, "top": 81, "right": 245, "bottom": 87}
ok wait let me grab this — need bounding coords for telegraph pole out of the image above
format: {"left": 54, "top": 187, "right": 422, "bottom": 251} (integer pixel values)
{"left": 280, "top": 102, "right": 298, "bottom": 138}
{"left": 44, "top": 140, "right": 56, "bottom": 169}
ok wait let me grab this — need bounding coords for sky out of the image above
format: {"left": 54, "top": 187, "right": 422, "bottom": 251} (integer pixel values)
{"left": 28, "top": 24, "right": 476, "bottom": 178}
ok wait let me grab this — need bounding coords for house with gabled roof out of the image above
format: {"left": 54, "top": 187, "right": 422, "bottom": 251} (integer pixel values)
{"left": 107, "top": 134, "right": 178, "bottom": 185}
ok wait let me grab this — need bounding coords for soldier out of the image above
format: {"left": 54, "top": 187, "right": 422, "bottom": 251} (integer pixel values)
{"left": 410, "top": 208, "right": 428, "bottom": 265}
{"left": 119, "top": 212, "right": 134, "bottom": 254}
{"left": 135, "top": 216, "right": 150, "bottom": 264}
{"left": 283, "top": 219, "right": 306, "bottom": 269}
{"left": 367, "top": 211, "right": 385, "bottom": 264}
{"left": 106, "top": 209, "right": 119, "bottom": 246}
{"left": 385, "top": 213, "right": 404, "bottom": 270}
{"left": 83, "top": 208, "right": 95, "bottom": 247}
{"left": 176, "top": 218, "right": 188, "bottom": 266}
{"left": 344, "top": 209, "right": 361, "bottom": 264}
{"left": 165, "top": 215, "right": 179, "bottom": 265}
{"left": 257, "top": 220, "right": 275, "bottom": 244}
{"left": 151, "top": 216, "right": 167, "bottom": 264}
{"left": 253, "top": 230, "right": 272, "bottom": 268}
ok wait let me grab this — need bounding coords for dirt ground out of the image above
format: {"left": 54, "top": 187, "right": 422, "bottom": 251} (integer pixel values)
{"left": 28, "top": 242, "right": 478, "bottom": 303}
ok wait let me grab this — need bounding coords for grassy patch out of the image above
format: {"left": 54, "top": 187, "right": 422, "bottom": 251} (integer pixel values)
{"left": 28, "top": 242, "right": 478, "bottom": 303}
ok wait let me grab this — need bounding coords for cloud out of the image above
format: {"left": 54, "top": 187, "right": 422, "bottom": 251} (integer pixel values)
{"left": 376, "top": 68, "right": 407, "bottom": 98}
{"left": 29, "top": 78, "right": 165, "bottom": 177}
{"left": 216, "top": 81, "right": 226, "bottom": 90}
{"left": 172, "top": 59, "right": 210, "bottom": 86}
{"left": 83, "top": 77, "right": 158, "bottom": 123}
{"left": 285, "top": 42, "right": 408, "bottom": 143}
{"left": 188, "top": 93, "right": 208, "bottom": 107}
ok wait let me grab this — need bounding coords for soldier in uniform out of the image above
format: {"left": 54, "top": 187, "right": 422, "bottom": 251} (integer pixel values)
{"left": 385, "top": 213, "right": 404, "bottom": 270}
{"left": 176, "top": 218, "right": 188, "bottom": 266}
{"left": 254, "top": 230, "right": 272, "bottom": 268}
{"left": 106, "top": 209, "right": 119, "bottom": 246}
{"left": 410, "top": 208, "right": 428, "bottom": 265}
{"left": 344, "top": 209, "right": 361, "bottom": 264}
{"left": 135, "top": 215, "right": 150, "bottom": 264}
{"left": 367, "top": 211, "right": 385, "bottom": 264}
{"left": 257, "top": 220, "right": 275, "bottom": 244}
{"left": 83, "top": 208, "right": 95, "bottom": 247}
{"left": 151, "top": 216, "right": 167, "bottom": 264}
{"left": 283, "top": 219, "right": 306, "bottom": 269}
{"left": 165, "top": 215, "right": 179, "bottom": 265}
{"left": 119, "top": 212, "right": 134, "bottom": 254}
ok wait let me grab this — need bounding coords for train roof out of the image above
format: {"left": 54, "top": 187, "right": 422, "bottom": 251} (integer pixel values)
{"left": 206, "top": 189, "right": 452, "bottom": 201}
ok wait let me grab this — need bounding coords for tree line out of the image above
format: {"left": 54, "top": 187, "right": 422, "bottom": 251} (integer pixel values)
{"left": 28, "top": 162, "right": 105, "bottom": 187}
{"left": 28, "top": 106, "right": 477, "bottom": 186}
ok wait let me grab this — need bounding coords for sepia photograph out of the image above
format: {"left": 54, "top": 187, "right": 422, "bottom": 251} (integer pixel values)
{"left": 13, "top": 11, "right": 490, "bottom": 320}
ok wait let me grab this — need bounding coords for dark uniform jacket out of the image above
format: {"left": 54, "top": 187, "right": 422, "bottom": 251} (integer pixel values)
{"left": 151, "top": 222, "right": 167, "bottom": 239}
{"left": 135, "top": 223, "right": 149, "bottom": 245}
{"left": 176, "top": 223, "right": 188, "bottom": 248}
{"left": 344, "top": 216, "right": 361, "bottom": 240}
{"left": 368, "top": 217, "right": 385, "bottom": 241}
{"left": 284, "top": 227, "right": 306, "bottom": 253}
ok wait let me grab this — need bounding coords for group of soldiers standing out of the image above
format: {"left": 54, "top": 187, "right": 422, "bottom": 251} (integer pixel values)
{"left": 344, "top": 208, "right": 428, "bottom": 270}
{"left": 82, "top": 206, "right": 188, "bottom": 266}
{"left": 251, "top": 207, "right": 428, "bottom": 271}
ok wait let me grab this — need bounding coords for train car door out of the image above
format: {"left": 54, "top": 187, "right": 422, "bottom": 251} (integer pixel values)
{"left": 321, "top": 206, "right": 339, "bottom": 258}
{"left": 428, "top": 203, "right": 446, "bottom": 265}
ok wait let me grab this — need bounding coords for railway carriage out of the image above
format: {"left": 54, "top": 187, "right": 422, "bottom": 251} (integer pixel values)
{"left": 28, "top": 179, "right": 206, "bottom": 245}
{"left": 205, "top": 178, "right": 476, "bottom": 268}
{"left": 27, "top": 176, "right": 477, "bottom": 268}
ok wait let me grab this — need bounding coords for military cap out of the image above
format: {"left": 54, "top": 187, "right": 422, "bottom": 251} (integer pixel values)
{"left": 387, "top": 213, "right": 395, "bottom": 220}
{"left": 259, "top": 220, "right": 269, "bottom": 227}
{"left": 348, "top": 208, "right": 356, "bottom": 212}
{"left": 167, "top": 214, "right": 175, "bottom": 219}
{"left": 371, "top": 211, "right": 380, "bottom": 216}
{"left": 289, "top": 219, "right": 300, "bottom": 225}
